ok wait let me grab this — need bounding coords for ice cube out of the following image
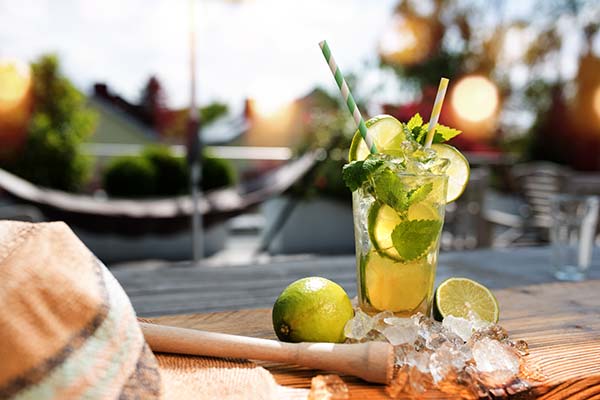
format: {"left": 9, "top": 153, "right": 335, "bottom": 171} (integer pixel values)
{"left": 378, "top": 316, "right": 419, "bottom": 345}
{"left": 386, "top": 365, "right": 409, "bottom": 398}
{"left": 429, "top": 342, "right": 471, "bottom": 384}
{"left": 386, "top": 312, "right": 526, "bottom": 397}
{"left": 406, "top": 366, "right": 431, "bottom": 394}
{"left": 511, "top": 339, "right": 529, "bottom": 356}
{"left": 343, "top": 309, "right": 373, "bottom": 340}
{"left": 308, "top": 374, "right": 349, "bottom": 400}
{"left": 472, "top": 337, "right": 520, "bottom": 375}
{"left": 382, "top": 324, "right": 419, "bottom": 346}
{"left": 443, "top": 315, "right": 488, "bottom": 342}
{"left": 471, "top": 324, "right": 509, "bottom": 343}
{"left": 372, "top": 310, "right": 395, "bottom": 331}
{"left": 426, "top": 156, "right": 450, "bottom": 175}
{"left": 405, "top": 348, "right": 432, "bottom": 373}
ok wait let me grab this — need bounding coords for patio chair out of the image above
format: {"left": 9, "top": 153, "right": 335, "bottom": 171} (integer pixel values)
{"left": 485, "top": 161, "right": 572, "bottom": 247}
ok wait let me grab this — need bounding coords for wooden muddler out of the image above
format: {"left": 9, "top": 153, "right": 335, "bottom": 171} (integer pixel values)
{"left": 140, "top": 322, "right": 394, "bottom": 384}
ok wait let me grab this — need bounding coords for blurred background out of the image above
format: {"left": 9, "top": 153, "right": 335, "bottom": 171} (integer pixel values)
{"left": 1, "top": 0, "right": 599, "bottom": 265}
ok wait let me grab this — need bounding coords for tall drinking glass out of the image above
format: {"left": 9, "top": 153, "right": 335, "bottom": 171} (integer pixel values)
{"left": 551, "top": 194, "right": 599, "bottom": 281}
{"left": 353, "top": 171, "right": 448, "bottom": 317}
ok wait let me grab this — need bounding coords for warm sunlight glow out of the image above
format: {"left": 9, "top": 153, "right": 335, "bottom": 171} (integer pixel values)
{"left": 594, "top": 86, "right": 600, "bottom": 122}
{"left": 0, "top": 60, "right": 31, "bottom": 111}
{"left": 251, "top": 96, "right": 290, "bottom": 118}
{"left": 248, "top": 77, "right": 298, "bottom": 119}
{"left": 379, "top": 15, "right": 433, "bottom": 66}
{"left": 451, "top": 76, "right": 499, "bottom": 123}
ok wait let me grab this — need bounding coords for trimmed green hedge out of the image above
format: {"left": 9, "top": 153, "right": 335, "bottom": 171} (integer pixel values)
{"left": 202, "top": 152, "right": 237, "bottom": 192}
{"left": 142, "top": 146, "right": 188, "bottom": 196}
{"left": 103, "top": 157, "right": 157, "bottom": 198}
{"left": 103, "top": 145, "right": 236, "bottom": 198}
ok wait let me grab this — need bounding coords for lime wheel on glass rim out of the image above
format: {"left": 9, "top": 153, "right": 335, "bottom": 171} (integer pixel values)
{"left": 348, "top": 115, "right": 470, "bottom": 204}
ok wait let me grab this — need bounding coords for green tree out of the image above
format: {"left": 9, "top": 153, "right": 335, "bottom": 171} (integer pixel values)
{"left": 199, "top": 102, "right": 228, "bottom": 125}
{"left": 3, "top": 54, "right": 97, "bottom": 191}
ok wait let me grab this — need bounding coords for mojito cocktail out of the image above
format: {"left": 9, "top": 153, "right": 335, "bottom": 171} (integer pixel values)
{"left": 354, "top": 172, "right": 447, "bottom": 316}
{"left": 343, "top": 114, "right": 468, "bottom": 317}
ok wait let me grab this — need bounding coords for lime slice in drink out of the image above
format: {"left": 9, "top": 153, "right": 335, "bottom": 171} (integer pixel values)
{"left": 348, "top": 115, "right": 404, "bottom": 161}
{"left": 431, "top": 144, "right": 470, "bottom": 203}
{"left": 369, "top": 200, "right": 443, "bottom": 262}
{"left": 364, "top": 251, "right": 431, "bottom": 313}
{"left": 368, "top": 202, "right": 402, "bottom": 260}
{"left": 408, "top": 201, "right": 439, "bottom": 221}
{"left": 433, "top": 277, "right": 499, "bottom": 323}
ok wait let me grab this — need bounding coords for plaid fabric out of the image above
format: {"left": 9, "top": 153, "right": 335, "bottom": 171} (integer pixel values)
{"left": 0, "top": 221, "right": 161, "bottom": 399}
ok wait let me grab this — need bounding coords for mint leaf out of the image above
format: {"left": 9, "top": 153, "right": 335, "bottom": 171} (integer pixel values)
{"left": 406, "top": 113, "right": 427, "bottom": 143}
{"left": 413, "top": 122, "right": 462, "bottom": 145}
{"left": 432, "top": 124, "right": 462, "bottom": 143}
{"left": 415, "top": 126, "right": 428, "bottom": 144}
{"left": 363, "top": 157, "right": 386, "bottom": 174}
{"left": 401, "top": 113, "right": 462, "bottom": 145}
{"left": 407, "top": 113, "right": 423, "bottom": 130}
{"left": 407, "top": 182, "right": 433, "bottom": 205}
{"left": 372, "top": 169, "right": 410, "bottom": 212}
{"left": 342, "top": 161, "right": 367, "bottom": 192}
{"left": 342, "top": 159, "right": 384, "bottom": 192}
{"left": 402, "top": 123, "right": 415, "bottom": 142}
{"left": 391, "top": 219, "right": 442, "bottom": 261}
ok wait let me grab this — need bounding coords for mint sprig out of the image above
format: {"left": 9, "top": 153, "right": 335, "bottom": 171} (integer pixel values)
{"left": 429, "top": 123, "right": 462, "bottom": 143}
{"left": 405, "top": 113, "right": 462, "bottom": 145}
{"left": 372, "top": 169, "right": 410, "bottom": 213}
{"left": 391, "top": 219, "right": 442, "bottom": 261}
{"left": 342, "top": 158, "right": 385, "bottom": 192}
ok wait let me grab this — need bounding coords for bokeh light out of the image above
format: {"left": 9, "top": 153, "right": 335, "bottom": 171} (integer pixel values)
{"left": 0, "top": 59, "right": 31, "bottom": 112}
{"left": 0, "top": 59, "right": 33, "bottom": 156}
{"left": 594, "top": 85, "right": 600, "bottom": 122}
{"left": 451, "top": 76, "right": 499, "bottom": 123}
{"left": 379, "top": 15, "right": 434, "bottom": 66}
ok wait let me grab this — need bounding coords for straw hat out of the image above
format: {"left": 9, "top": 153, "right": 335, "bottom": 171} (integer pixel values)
{"left": 0, "top": 221, "right": 306, "bottom": 399}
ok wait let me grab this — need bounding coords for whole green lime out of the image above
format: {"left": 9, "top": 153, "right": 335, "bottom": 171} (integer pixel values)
{"left": 272, "top": 277, "right": 354, "bottom": 343}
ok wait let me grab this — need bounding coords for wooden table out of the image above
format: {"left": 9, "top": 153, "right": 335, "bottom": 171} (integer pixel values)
{"left": 114, "top": 246, "right": 600, "bottom": 317}
{"left": 152, "top": 279, "right": 600, "bottom": 399}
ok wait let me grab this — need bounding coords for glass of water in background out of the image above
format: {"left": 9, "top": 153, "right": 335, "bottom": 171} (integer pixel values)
{"left": 551, "top": 195, "right": 599, "bottom": 281}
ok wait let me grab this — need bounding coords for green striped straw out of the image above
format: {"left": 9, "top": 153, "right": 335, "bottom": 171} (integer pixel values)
{"left": 319, "top": 40, "right": 377, "bottom": 154}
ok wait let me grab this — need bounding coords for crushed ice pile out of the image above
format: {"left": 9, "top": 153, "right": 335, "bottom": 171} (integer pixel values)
{"left": 344, "top": 309, "right": 530, "bottom": 398}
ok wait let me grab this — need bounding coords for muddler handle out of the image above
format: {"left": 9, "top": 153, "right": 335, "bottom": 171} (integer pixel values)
{"left": 140, "top": 322, "right": 393, "bottom": 384}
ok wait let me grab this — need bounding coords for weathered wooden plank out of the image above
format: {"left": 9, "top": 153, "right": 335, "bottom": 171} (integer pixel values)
{"left": 114, "top": 247, "right": 600, "bottom": 316}
{"left": 151, "top": 280, "right": 600, "bottom": 399}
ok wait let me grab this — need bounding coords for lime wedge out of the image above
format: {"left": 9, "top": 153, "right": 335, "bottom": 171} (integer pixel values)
{"left": 433, "top": 278, "right": 499, "bottom": 323}
{"left": 431, "top": 144, "right": 469, "bottom": 203}
{"left": 364, "top": 251, "right": 432, "bottom": 312}
{"left": 348, "top": 115, "right": 404, "bottom": 161}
